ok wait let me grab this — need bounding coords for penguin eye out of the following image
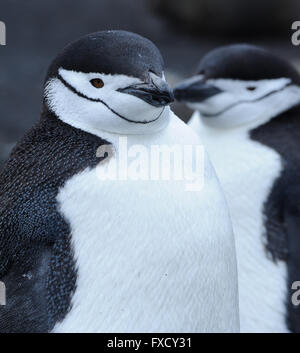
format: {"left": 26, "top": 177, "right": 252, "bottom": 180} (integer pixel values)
{"left": 90, "top": 78, "right": 104, "bottom": 88}
{"left": 246, "top": 86, "right": 256, "bottom": 91}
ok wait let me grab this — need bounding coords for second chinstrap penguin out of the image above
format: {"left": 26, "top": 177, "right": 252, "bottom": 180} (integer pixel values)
{"left": 174, "top": 44, "right": 300, "bottom": 333}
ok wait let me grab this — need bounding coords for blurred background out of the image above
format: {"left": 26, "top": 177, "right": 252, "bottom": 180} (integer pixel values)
{"left": 0, "top": 0, "right": 299, "bottom": 167}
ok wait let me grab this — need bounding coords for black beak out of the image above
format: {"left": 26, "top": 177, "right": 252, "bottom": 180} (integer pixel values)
{"left": 174, "top": 76, "right": 222, "bottom": 103}
{"left": 118, "top": 73, "right": 174, "bottom": 107}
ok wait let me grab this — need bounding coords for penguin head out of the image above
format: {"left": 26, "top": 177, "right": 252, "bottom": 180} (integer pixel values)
{"left": 174, "top": 44, "right": 300, "bottom": 129}
{"left": 44, "top": 31, "right": 174, "bottom": 135}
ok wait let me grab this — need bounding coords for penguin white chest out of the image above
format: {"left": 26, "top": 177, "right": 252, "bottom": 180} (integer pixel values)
{"left": 190, "top": 115, "right": 287, "bottom": 333}
{"left": 52, "top": 119, "right": 239, "bottom": 333}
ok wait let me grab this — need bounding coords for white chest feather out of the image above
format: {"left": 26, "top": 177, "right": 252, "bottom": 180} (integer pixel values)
{"left": 189, "top": 113, "right": 288, "bottom": 333}
{"left": 53, "top": 117, "right": 239, "bottom": 333}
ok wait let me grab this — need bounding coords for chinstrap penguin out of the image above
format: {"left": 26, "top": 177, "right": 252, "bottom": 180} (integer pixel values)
{"left": 174, "top": 44, "right": 300, "bottom": 333}
{"left": 0, "top": 31, "right": 239, "bottom": 333}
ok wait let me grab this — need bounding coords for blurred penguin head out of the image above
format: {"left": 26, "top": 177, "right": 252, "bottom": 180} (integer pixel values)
{"left": 174, "top": 44, "right": 300, "bottom": 129}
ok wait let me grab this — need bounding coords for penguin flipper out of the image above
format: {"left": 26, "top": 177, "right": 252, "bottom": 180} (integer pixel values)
{"left": 0, "top": 183, "right": 51, "bottom": 333}
{"left": 0, "top": 116, "right": 109, "bottom": 332}
{"left": 284, "top": 184, "right": 300, "bottom": 333}
{"left": 0, "top": 197, "right": 76, "bottom": 332}
{"left": 264, "top": 178, "right": 288, "bottom": 262}
{"left": 0, "top": 238, "right": 52, "bottom": 333}
{"left": 0, "top": 171, "right": 76, "bottom": 332}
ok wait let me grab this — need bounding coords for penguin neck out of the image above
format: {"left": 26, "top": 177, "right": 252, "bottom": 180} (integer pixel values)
{"left": 250, "top": 103, "right": 300, "bottom": 161}
{"left": 41, "top": 104, "right": 174, "bottom": 152}
{"left": 93, "top": 112, "right": 176, "bottom": 153}
{"left": 40, "top": 109, "right": 110, "bottom": 149}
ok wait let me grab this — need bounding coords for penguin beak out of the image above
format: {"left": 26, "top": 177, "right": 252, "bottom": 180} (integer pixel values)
{"left": 174, "top": 76, "right": 222, "bottom": 103}
{"left": 118, "top": 73, "right": 174, "bottom": 107}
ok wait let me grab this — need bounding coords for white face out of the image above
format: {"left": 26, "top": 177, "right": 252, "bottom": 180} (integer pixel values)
{"left": 45, "top": 68, "right": 171, "bottom": 135}
{"left": 189, "top": 77, "right": 296, "bottom": 129}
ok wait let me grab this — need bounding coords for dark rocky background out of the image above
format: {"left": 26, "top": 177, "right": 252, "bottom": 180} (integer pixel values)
{"left": 0, "top": 0, "right": 299, "bottom": 167}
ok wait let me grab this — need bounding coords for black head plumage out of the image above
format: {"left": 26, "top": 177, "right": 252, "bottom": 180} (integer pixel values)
{"left": 196, "top": 44, "right": 300, "bottom": 84}
{"left": 46, "top": 30, "right": 164, "bottom": 82}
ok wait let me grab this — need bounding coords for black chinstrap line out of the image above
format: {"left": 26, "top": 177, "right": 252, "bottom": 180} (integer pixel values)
{"left": 201, "top": 83, "right": 293, "bottom": 118}
{"left": 57, "top": 74, "right": 164, "bottom": 124}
